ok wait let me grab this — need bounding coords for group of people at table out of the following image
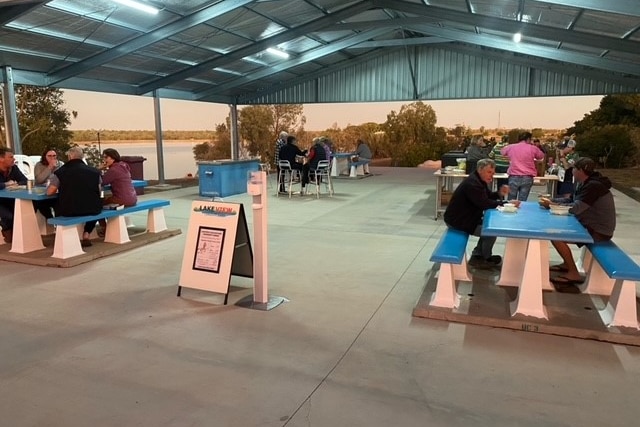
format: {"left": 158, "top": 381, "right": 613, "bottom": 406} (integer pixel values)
{"left": 444, "top": 130, "right": 615, "bottom": 292}
{"left": 0, "top": 146, "right": 138, "bottom": 247}
{"left": 273, "top": 131, "right": 372, "bottom": 195}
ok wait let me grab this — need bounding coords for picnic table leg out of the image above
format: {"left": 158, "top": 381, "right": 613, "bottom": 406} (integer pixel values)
{"left": 430, "top": 263, "right": 461, "bottom": 309}
{"left": 104, "top": 216, "right": 130, "bottom": 244}
{"left": 599, "top": 279, "right": 639, "bottom": 329}
{"left": 509, "top": 239, "right": 549, "bottom": 319}
{"left": 147, "top": 208, "right": 168, "bottom": 233}
{"left": 51, "top": 225, "right": 85, "bottom": 259}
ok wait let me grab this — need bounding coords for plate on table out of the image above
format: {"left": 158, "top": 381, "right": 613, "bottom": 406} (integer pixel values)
{"left": 5, "top": 185, "right": 26, "bottom": 191}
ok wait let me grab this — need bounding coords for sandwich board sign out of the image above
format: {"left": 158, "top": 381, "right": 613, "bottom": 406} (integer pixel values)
{"left": 177, "top": 201, "right": 253, "bottom": 304}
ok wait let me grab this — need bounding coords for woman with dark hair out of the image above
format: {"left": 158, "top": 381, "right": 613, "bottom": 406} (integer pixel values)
{"left": 33, "top": 147, "right": 63, "bottom": 219}
{"left": 101, "top": 148, "right": 137, "bottom": 207}
{"left": 98, "top": 148, "right": 137, "bottom": 237}
{"left": 34, "top": 147, "right": 63, "bottom": 185}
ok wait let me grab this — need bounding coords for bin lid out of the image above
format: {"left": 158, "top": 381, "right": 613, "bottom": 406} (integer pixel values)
{"left": 121, "top": 156, "right": 147, "bottom": 162}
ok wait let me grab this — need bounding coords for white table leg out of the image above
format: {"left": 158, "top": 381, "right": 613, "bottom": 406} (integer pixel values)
{"left": 10, "top": 199, "right": 45, "bottom": 253}
{"left": 497, "top": 238, "right": 527, "bottom": 286}
{"left": 330, "top": 157, "right": 338, "bottom": 177}
{"left": 510, "top": 239, "right": 549, "bottom": 319}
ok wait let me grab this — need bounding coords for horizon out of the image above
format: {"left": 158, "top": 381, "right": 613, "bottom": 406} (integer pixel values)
{"left": 62, "top": 89, "right": 603, "bottom": 132}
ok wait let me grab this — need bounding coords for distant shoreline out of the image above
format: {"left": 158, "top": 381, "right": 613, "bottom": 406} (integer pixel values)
{"left": 75, "top": 139, "right": 208, "bottom": 145}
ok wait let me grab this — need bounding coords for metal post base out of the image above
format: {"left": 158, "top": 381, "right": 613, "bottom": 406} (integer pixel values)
{"left": 235, "top": 295, "right": 288, "bottom": 311}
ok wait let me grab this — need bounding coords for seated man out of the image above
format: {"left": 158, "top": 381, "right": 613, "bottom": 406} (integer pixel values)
{"left": 444, "top": 158, "right": 515, "bottom": 269}
{"left": 539, "top": 157, "right": 615, "bottom": 288}
{"left": 278, "top": 135, "right": 306, "bottom": 193}
{"left": 46, "top": 146, "right": 103, "bottom": 247}
{"left": 355, "top": 139, "right": 372, "bottom": 174}
{"left": 302, "top": 138, "right": 327, "bottom": 192}
{"left": 0, "top": 147, "right": 29, "bottom": 243}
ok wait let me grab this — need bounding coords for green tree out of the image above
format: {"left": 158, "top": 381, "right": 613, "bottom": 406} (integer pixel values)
{"left": 193, "top": 122, "right": 231, "bottom": 161}
{"left": 239, "top": 105, "right": 275, "bottom": 161}
{"left": 575, "top": 125, "right": 635, "bottom": 168}
{"left": 382, "top": 101, "right": 447, "bottom": 166}
{"left": 0, "top": 85, "right": 74, "bottom": 154}
{"left": 568, "top": 94, "right": 640, "bottom": 167}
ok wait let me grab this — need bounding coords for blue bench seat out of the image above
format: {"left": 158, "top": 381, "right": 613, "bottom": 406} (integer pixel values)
{"left": 47, "top": 199, "right": 170, "bottom": 259}
{"left": 348, "top": 159, "right": 371, "bottom": 177}
{"left": 428, "top": 228, "right": 471, "bottom": 309}
{"left": 430, "top": 228, "right": 469, "bottom": 264}
{"left": 581, "top": 240, "right": 640, "bottom": 329}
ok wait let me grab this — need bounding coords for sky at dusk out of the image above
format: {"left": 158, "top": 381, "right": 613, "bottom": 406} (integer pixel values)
{"left": 63, "top": 89, "right": 603, "bottom": 132}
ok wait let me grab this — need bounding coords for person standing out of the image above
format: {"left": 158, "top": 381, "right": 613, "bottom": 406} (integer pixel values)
{"left": 489, "top": 135, "right": 510, "bottom": 188}
{"left": 274, "top": 131, "right": 288, "bottom": 193}
{"left": 555, "top": 136, "right": 578, "bottom": 199}
{"left": 46, "top": 146, "right": 102, "bottom": 247}
{"left": 501, "top": 131, "right": 545, "bottom": 201}
{"left": 0, "top": 147, "right": 28, "bottom": 243}
{"left": 444, "top": 158, "right": 515, "bottom": 269}
{"left": 465, "top": 135, "right": 490, "bottom": 174}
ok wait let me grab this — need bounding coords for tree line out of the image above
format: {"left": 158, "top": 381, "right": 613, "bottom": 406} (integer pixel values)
{"left": 1, "top": 85, "right": 638, "bottom": 168}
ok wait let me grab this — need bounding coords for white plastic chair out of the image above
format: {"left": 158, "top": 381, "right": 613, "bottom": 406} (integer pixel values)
{"left": 13, "top": 154, "right": 36, "bottom": 180}
{"left": 277, "top": 160, "right": 300, "bottom": 198}
{"left": 305, "top": 160, "right": 333, "bottom": 198}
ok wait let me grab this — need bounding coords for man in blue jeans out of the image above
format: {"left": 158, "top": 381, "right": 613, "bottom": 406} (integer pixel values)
{"left": 444, "top": 158, "right": 517, "bottom": 269}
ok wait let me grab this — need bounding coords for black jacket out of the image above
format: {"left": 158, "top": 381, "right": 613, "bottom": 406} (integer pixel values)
{"left": 54, "top": 159, "right": 102, "bottom": 217}
{"left": 444, "top": 171, "right": 503, "bottom": 234}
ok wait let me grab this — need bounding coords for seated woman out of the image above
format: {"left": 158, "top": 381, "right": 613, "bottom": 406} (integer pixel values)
{"left": 98, "top": 148, "right": 137, "bottom": 236}
{"left": 33, "top": 147, "right": 63, "bottom": 219}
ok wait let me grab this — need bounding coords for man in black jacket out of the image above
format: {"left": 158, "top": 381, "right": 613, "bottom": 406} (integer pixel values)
{"left": 444, "top": 158, "right": 514, "bottom": 269}
{"left": 47, "top": 146, "right": 102, "bottom": 247}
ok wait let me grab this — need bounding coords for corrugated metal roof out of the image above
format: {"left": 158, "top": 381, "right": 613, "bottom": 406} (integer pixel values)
{"left": 0, "top": 0, "right": 637, "bottom": 105}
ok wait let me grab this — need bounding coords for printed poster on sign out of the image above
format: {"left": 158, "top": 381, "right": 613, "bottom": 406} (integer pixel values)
{"left": 178, "top": 201, "right": 253, "bottom": 298}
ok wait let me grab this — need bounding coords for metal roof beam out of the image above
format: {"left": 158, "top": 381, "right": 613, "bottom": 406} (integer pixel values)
{"left": 533, "top": 0, "right": 640, "bottom": 18}
{"left": 137, "top": 0, "right": 375, "bottom": 95}
{"left": 406, "top": 24, "right": 640, "bottom": 77}
{"left": 237, "top": 48, "right": 387, "bottom": 103}
{"left": 196, "top": 27, "right": 391, "bottom": 100}
{"left": 373, "top": 0, "right": 639, "bottom": 54}
{"left": 447, "top": 43, "right": 640, "bottom": 89}
{"left": 352, "top": 36, "right": 450, "bottom": 48}
{"left": 48, "top": 0, "right": 256, "bottom": 85}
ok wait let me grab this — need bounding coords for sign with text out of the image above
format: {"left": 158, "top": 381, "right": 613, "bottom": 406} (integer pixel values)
{"left": 178, "top": 201, "right": 253, "bottom": 300}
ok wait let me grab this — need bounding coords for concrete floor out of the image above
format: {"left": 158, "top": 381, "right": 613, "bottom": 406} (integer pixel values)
{"left": 1, "top": 167, "right": 639, "bottom": 427}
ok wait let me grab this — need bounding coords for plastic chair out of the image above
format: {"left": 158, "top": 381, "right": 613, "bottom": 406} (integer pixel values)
{"left": 13, "top": 154, "right": 36, "bottom": 180}
{"left": 277, "top": 160, "right": 300, "bottom": 198}
{"left": 306, "top": 160, "right": 333, "bottom": 198}
{"left": 259, "top": 163, "right": 272, "bottom": 188}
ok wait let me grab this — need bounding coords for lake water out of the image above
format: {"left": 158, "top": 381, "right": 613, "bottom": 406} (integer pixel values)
{"left": 88, "top": 141, "right": 201, "bottom": 180}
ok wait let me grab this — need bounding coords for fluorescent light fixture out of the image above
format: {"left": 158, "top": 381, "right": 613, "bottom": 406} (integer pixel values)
{"left": 113, "top": 0, "right": 159, "bottom": 15}
{"left": 266, "top": 47, "right": 290, "bottom": 59}
{"left": 513, "top": 32, "right": 522, "bottom": 43}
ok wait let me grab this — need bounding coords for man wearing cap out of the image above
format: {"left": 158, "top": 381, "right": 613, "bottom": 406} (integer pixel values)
{"left": 539, "top": 157, "right": 615, "bottom": 290}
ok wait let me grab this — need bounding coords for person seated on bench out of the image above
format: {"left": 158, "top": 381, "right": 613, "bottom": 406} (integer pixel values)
{"left": 355, "top": 139, "right": 372, "bottom": 174}
{"left": 539, "top": 157, "right": 616, "bottom": 290}
{"left": 47, "top": 146, "right": 102, "bottom": 247}
{"left": 0, "top": 147, "right": 29, "bottom": 243}
{"left": 444, "top": 158, "right": 514, "bottom": 270}
{"left": 98, "top": 148, "right": 138, "bottom": 236}
{"left": 33, "top": 147, "right": 63, "bottom": 220}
